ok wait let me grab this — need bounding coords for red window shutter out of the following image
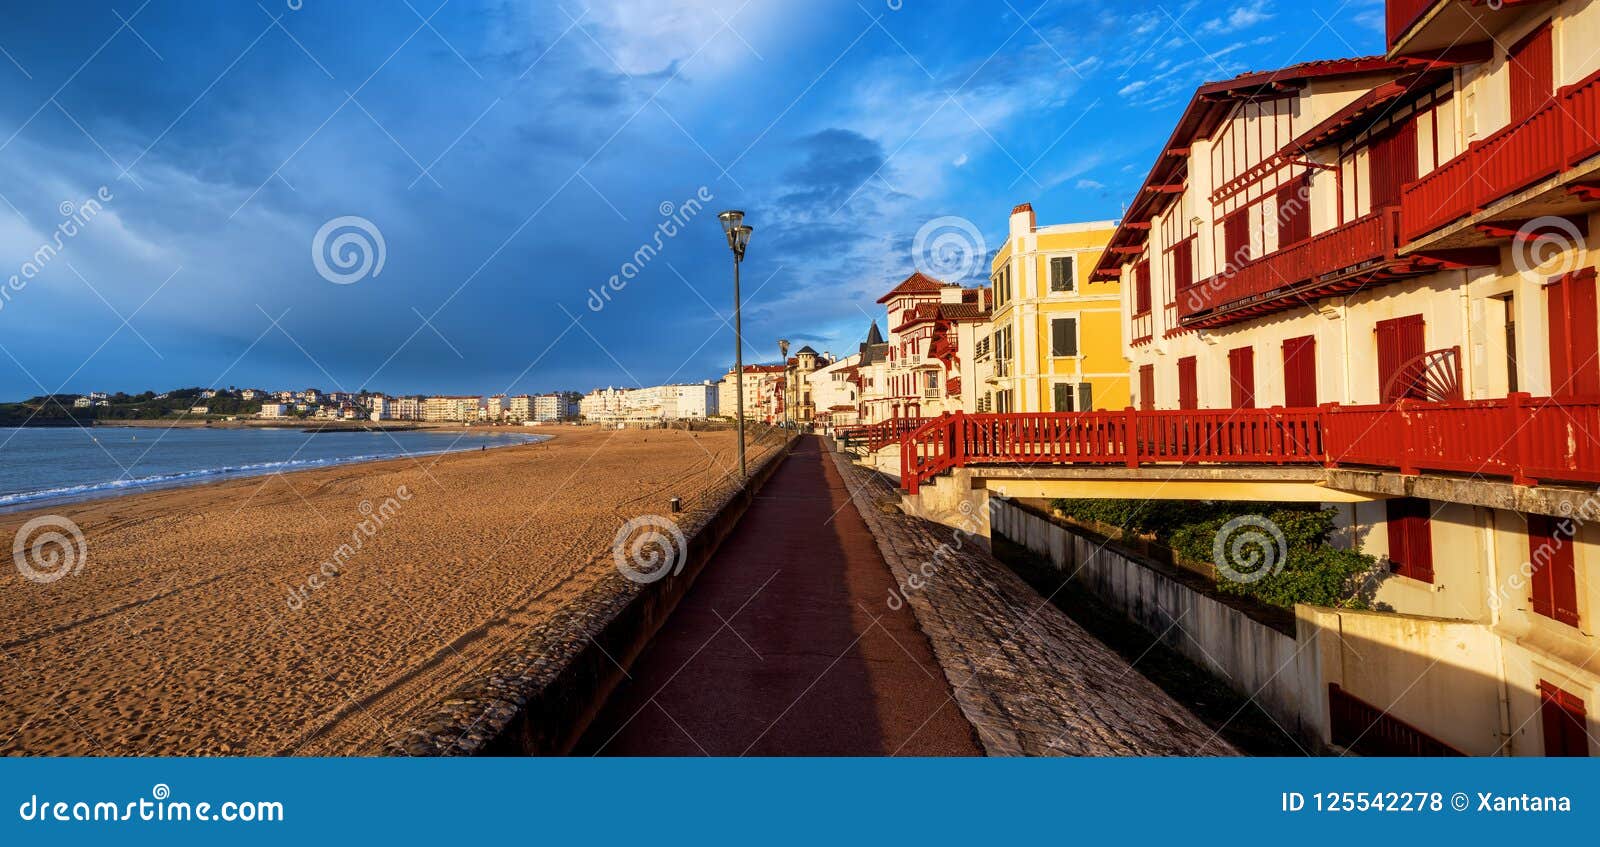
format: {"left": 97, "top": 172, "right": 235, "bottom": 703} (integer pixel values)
{"left": 1510, "top": 24, "right": 1554, "bottom": 122}
{"left": 1228, "top": 346, "right": 1255, "bottom": 409}
{"left": 1528, "top": 514, "right": 1581, "bottom": 627}
{"left": 1282, "top": 335, "right": 1318, "bottom": 407}
{"left": 1172, "top": 239, "right": 1194, "bottom": 290}
{"left": 1377, "top": 314, "right": 1426, "bottom": 402}
{"left": 1369, "top": 119, "right": 1418, "bottom": 209}
{"left": 1277, "top": 174, "right": 1312, "bottom": 247}
{"left": 1540, "top": 681, "right": 1590, "bottom": 757}
{"left": 1546, "top": 268, "right": 1600, "bottom": 397}
{"left": 1223, "top": 209, "right": 1251, "bottom": 268}
{"left": 1134, "top": 260, "right": 1152, "bottom": 315}
{"left": 1386, "top": 498, "right": 1434, "bottom": 583}
{"left": 1178, "top": 356, "right": 1198, "bottom": 410}
{"left": 1139, "top": 364, "right": 1156, "bottom": 411}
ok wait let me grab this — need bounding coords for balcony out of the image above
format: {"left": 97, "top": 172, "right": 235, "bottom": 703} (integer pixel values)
{"left": 1387, "top": 0, "right": 1553, "bottom": 58}
{"left": 1401, "top": 68, "right": 1600, "bottom": 244}
{"left": 1177, "top": 209, "right": 1409, "bottom": 329}
{"left": 900, "top": 395, "right": 1600, "bottom": 495}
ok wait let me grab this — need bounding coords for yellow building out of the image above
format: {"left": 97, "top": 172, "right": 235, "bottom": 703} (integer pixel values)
{"left": 987, "top": 204, "right": 1124, "bottom": 413}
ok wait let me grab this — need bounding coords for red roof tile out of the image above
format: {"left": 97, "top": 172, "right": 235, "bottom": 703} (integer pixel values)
{"left": 876, "top": 271, "right": 951, "bottom": 303}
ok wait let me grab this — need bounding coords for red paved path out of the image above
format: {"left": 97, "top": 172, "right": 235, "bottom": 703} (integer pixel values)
{"left": 577, "top": 436, "right": 981, "bottom": 756}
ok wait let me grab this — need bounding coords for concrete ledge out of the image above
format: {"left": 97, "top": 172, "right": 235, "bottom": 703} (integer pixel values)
{"left": 387, "top": 438, "right": 794, "bottom": 756}
{"left": 1326, "top": 468, "right": 1598, "bottom": 518}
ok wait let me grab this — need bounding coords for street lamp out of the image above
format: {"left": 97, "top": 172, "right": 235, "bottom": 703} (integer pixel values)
{"left": 719, "top": 210, "right": 753, "bottom": 479}
{"left": 778, "top": 338, "right": 791, "bottom": 432}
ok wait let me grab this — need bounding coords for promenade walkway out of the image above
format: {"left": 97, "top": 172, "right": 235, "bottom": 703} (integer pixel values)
{"left": 579, "top": 436, "right": 1233, "bottom": 756}
{"left": 578, "top": 436, "right": 981, "bottom": 755}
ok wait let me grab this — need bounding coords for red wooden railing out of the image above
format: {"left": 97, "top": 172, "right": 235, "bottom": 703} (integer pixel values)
{"left": 1328, "top": 684, "right": 1463, "bottom": 756}
{"left": 1402, "top": 68, "right": 1600, "bottom": 242}
{"left": 838, "top": 416, "right": 930, "bottom": 452}
{"left": 1178, "top": 209, "right": 1400, "bottom": 324}
{"left": 1386, "top": 0, "right": 1437, "bottom": 49}
{"left": 900, "top": 394, "right": 1600, "bottom": 494}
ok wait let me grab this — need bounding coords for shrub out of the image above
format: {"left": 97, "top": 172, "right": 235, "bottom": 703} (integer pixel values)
{"left": 1051, "top": 498, "right": 1378, "bottom": 611}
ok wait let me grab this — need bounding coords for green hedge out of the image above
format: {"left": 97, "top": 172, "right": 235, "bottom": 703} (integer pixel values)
{"left": 1051, "top": 498, "right": 1377, "bottom": 610}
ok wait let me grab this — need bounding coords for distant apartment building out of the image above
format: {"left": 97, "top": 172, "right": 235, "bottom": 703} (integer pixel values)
{"left": 423, "top": 396, "right": 477, "bottom": 422}
{"left": 717, "top": 364, "right": 786, "bottom": 424}
{"left": 392, "top": 396, "right": 424, "bottom": 420}
{"left": 481, "top": 395, "right": 506, "bottom": 421}
{"left": 72, "top": 397, "right": 92, "bottom": 408}
{"left": 532, "top": 392, "right": 579, "bottom": 422}
{"left": 807, "top": 352, "right": 862, "bottom": 429}
{"left": 368, "top": 395, "right": 391, "bottom": 420}
{"left": 258, "top": 402, "right": 290, "bottom": 419}
{"left": 579, "top": 382, "right": 718, "bottom": 425}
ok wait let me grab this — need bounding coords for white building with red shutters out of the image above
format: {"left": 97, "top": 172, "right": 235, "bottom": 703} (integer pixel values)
{"left": 1072, "top": 0, "right": 1600, "bottom": 757}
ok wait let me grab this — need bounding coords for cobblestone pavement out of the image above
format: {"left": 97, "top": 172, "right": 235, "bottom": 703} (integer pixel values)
{"left": 828, "top": 444, "right": 1239, "bottom": 756}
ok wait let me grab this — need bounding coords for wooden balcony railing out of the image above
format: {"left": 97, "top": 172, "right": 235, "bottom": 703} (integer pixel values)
{"left": 900, "top": 394, "right": 1600, "bottom": 494}
{"left": 1177, "top": 209, "right": 1400, "bottom": 326}
{"left": 1386, "top": 0, "right": 1438, "bottom": 49}
{"left": 1402, "top": 68, "right": 1600, "bottom": 242}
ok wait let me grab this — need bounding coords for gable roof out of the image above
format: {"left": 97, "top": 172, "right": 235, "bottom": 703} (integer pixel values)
{"left": 876, "top": 272, "right": 951, "bottom": 303}
{"left": 1091, "top": 55, "right": 1411, "bottom": 280}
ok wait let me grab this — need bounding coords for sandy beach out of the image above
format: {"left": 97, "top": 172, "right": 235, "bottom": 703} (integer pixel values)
{"left": 0, "top": 426, "right": 780, "bottom": 756}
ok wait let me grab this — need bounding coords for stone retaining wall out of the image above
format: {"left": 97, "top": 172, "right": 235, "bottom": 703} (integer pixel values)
{"left": 991, "top": 498, "right": 1325, "bottom": 750}
{"left": 389, "top": 438, "right": 794, "bottom": 756}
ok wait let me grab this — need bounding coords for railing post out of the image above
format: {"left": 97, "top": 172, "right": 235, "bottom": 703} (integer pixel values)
{"left": 1509, "top": 391, "right": 1535, "bottom": 486}
{"left": 1123, "top": 406, "right": 1139, "bottom": 468}
{"left": 1271, "top": 405, "right": 1285, "bottom": 465}
{"left": 902, "top": 431, "right": 914, "bottom": 494}
{"left": 1321, "top": 403, "right": 1338, "bottom": 468}
{"left": 1398, "top": 399, "right": 1418, "bottom": 476}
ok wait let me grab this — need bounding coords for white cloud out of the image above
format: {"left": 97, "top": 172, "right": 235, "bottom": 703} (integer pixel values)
{"left": 1201, "top": 1, "right": 1275, "bottom": 36}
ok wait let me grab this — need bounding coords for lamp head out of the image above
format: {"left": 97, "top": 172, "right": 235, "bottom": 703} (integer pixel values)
{"left": 718, "top": 209, "right": 744, "bottom": 241}
{"left": 732, "top": 224, "right": 752, "bottom": 260}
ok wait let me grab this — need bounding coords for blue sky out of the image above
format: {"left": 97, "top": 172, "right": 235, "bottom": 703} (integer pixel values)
{"left": 0, "top": 0, "right": 1388, "bottom": 399}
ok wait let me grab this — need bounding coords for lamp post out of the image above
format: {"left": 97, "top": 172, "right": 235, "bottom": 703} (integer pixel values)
{"left": 778, "top": 338, "right": 791, "bottom": 432}
{"left": 718, "top": 210, "right": 753, "bottom": 479}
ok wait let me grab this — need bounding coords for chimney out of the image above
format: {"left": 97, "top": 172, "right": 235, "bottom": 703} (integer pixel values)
{"left": 1009, "top": 202, "right": 1035, "bottom": 236}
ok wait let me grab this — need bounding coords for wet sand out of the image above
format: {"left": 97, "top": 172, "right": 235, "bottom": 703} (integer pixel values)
{"left": 0, "top": 426, "right": 778, "bottom": 755}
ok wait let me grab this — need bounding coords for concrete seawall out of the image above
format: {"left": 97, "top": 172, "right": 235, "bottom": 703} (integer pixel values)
{"left": 389, "top": 438, "right": 794, "bottom": 756}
